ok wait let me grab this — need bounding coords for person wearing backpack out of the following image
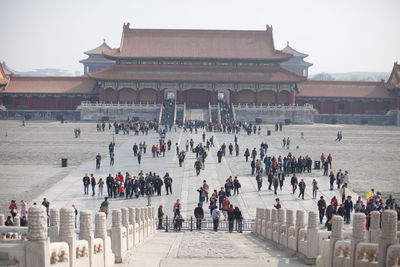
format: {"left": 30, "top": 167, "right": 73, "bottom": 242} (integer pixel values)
{"left": 233, "top": 176, "right": 241, "bottom": 195}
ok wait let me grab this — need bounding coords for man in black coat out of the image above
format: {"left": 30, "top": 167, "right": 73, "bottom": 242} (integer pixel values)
{"left": 194, "top": 203, "right": 204, "bottom": 230}
{"left": 317, "top": 196, "right": 326, "bottom": 224}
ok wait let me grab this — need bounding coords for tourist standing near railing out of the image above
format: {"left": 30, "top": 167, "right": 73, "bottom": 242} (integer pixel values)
{"left": 157, "top": 205, "right": 164, "bottom": 229}
{"left": 194, "top": 203, "right": 204, "bottom": 230}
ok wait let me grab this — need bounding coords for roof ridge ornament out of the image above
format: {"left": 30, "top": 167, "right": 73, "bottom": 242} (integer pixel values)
{"left": 266, "top": 25, "right": 273, "bottom": 31}
{"left": 123, "top": 22, "right": 131, "bottom": 32}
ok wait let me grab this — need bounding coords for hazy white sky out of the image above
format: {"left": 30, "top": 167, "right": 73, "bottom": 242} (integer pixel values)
{"left": 0, "top": 0, "right": 399, "bottom": 74}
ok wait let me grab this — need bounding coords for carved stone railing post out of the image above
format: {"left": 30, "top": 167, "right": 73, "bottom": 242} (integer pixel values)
{"left": 378, "top": 210, "right": 398, "bottom": 267}
{"left": 262, "top": 209, "right": 270, "bottom": 239}
{"left": 329, "top": 216, "right": 343, "bottom": 266}
{"left": 272, "top": 209, "right": 280, "bottom": 243}
{"left": 257, "top": 208, "right": 265, "bottom": 236}
{"left": 129, "top": 207, "right": 139, "bottom": 246}
{"left": 278, "top": 209, "right": 286, "bottom": 246}
{"left": 286, "top": 210, "right": 294, "bottom": 227}
{"left": 143, "top": 208, "right": 149, "bottom": 238}
{"left": 26, "top": 206, "right": 50, "bottom": 267}
{"left": 369, "top": 211, "right": 381, "bottom": 243}
{"left": 14, "top": 215, "right": 20, "bottom": 227}
{"left": 0, "top": 214, "right": 4, "bottom": 226}
{"left": 141, "top": 207, "right": 146, "bottom": 240}
{"left": 94, "top": 212, "right": 114, "bottom": 267}
{"left": 147, "top": 207, "right": 154, "bottom": 234}
{"left": 306, "top": 211, "right": 318, "bottom": 261}
{"left": 49, "top": 209, "right": 59, "bottom": 242}
{"left": 254, "top": 208, "right": 260, "bottom": 233}
{"left": 351, "top": 213, "right": 366, "bottom": 266}
{"left": 122, "top": 208, "right": 133, "bottom": 249}
{"left": 111, "top": 209, "right": 126, "bottom": 263}
{"left": 135, "top": 208, "right": 143, "bottom": 243}
{"left": 79, "top": 210, "right": 94, "bottom": 267}
{"left": 59, "top": 207, "right": 76, "bottom": 267}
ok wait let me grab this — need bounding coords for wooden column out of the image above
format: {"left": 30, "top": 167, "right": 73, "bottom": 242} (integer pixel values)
{"left": 69, "top": 97, "right": 74, "bottom": 110}
{"left": 115, "top": 89, "right": 119, "bottom": 104}
{"left": 290, "top": 91, "right": 295, "bottom": 105}
{"left": 99, "top": 88, "right": 105, "bottom": 103}
{"left": 41, "top": 97, "right": 46, "bottom": 110}
{"left": 157, "top": 89, "right": 163, "bottom": 104}
{"left": 27, "top": 97, "right": 32, "bottom": 109}
{"left": 345, "top": 101, "right": 352, "bottom": 114}
{"left": 334, "top": 101, "right": 339, "bottom": 113}
{"left": 55, "top": 97, "right": 60, "bottom": 110}
{"left": 12, "top": 97, "right": 16, "bottom": 109}
{"left": 136, "top": 89, "right": 140, "bottom": 104}
{"left": 275, "top": 91, "right": 279, "bottom": 105}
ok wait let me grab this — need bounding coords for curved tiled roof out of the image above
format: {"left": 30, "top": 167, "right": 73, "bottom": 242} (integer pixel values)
{"left": 281, "top": 42, "right": 308, "bottom": 58}
{"left": 0, "top": 63, "right": 8, "bottom": 86}
{"left": 84, "top": 40, "right": 112, "bottom": 55}
{"left": 103, "top": 25, "right": 292, "bottom": 62}
{"left": 2, "top": 76, "right": 97, "bottom": 95}
{"left": 88, "top": 64, "right": 305, "bottom": 84}
{"left": 297, "top": 80, "right": 390, "bottom": 99}
{"left": 386, "top": 62, "right": 400, "bottom": 89}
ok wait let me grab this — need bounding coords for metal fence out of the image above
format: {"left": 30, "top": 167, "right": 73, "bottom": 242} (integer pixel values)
{"left": 156, "top": 216, "right": 254, "bottom": 232}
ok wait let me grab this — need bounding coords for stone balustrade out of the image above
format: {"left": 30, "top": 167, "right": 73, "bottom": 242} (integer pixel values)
{"left": 0, "top": 205, "right": 155, "bottom": 267}
{"left": 234, "top": 103, "right": 315, "bottom": 111}
{"left": 253, "top": 208, "right": 399, "bottom": 267}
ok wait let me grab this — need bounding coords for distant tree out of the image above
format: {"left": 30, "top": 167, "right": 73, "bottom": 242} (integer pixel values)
{"left": 310, "top": 72, "right": 335, "bottom": 80}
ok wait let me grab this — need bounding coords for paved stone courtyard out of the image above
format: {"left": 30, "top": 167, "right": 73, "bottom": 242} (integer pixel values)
{"left": 1, "top": 121, "right": 399, "bottom": 218}
{"left": 1, "top": 120, "right": 399, "bottom": 266}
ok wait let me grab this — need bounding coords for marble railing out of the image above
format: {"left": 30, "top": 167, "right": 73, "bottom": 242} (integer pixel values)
{"left": 253, "top": 208, "right": 399, "bottom": 266}
{"left": 233, "top": 103, "right": 315, "bottom": 111}
{"left": 79, "top": 102, "right": 161, "bottom": 108}
{"left": 0, "top": 205, "right": 156, "bottom": 267}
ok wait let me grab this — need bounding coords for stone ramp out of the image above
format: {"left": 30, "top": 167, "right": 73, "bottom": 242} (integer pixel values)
{"left": 122, "top": 231, "right": 306, "bottom": 267}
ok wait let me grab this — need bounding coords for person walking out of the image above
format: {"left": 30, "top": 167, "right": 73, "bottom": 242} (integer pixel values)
{"left": 90, "top": 174, "right": 96, "bottom": 196}
{"left": 95, "top": 153, "right": 101, "bottom": 169}
{"left": 256, "top": 172, "right": 263, "bottom": 191}
{"left": 157, "top": 205, "right": 164, "bottom": 229}
{"left": 211, "top": 207, "right": 221, "bottom": 232}
{"left": 298, "top": 179, "right": 306, "bottom": 200}
{"left": 329, "top": 171, "right": 335, "bottom": 190}
{"left": 194, "top": 203, "right": 204, "bottom": 230}
{"left": 343, "top": 196, "right": 353, "bottom": 224}
{"left": 234, "top": 207, "right": 243, "bottom": 233}
{"left": 312, "top": 179, "right": 318, "bottom": 199}
{"left": 317, "top": 196, "right": 326, "bottom": 224}
{"left": 110, "top": 152, "right": 115, "bottom": 166}
{"left": 100, "top": 197, "right": 110, "bottom": 220}
{"left": 323, "top": 160, "right": 329, "bottom": 176}
{"left": 164, "top": 174, "right": 173, "bottom": 195}
{"left": 106, "top": 174, "right": 114, "bottom": 197}
{"left": 227, "top": 205, "right": 235, "bottom": 233}
{"left": 137, "top": 150, "right": 142, "bottom": 165}
{"left": 218, "top": 188, "right": 226, "bottom": 210}
{"left": 233, "top": 176, "right": 241, "bottom": 195}
{"left": 173, "top": 199, "right": 182, "bottom": 217}
{"left": 272, "top": 175, "right": 279, "bottom": 195}
{"left": 197, "top": 187, "right": 206, "bottom": 207}
{"left": 291, "top": 174, "right": 298, "bottom": 194}
{"left": 202, "top": 180, "right": 209, "bottom": 202}
{"left": 9, "top": 200, "right": 18, "bottom": 220}
{"left": 244, "top": 148, "right": 250, "bottom": 162}
{"left": 83, "top": 173, "right": 90, "bottom": 195}
{"left": 340, "top": 185, "right": 346, "bottom": 203}
{"left": 98, "top": 178, "right": 104, "bottom": 199}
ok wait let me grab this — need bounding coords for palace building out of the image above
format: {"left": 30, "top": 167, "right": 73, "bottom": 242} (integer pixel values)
{"left": 0, "top": 23, "right": 399, "bottom": 115}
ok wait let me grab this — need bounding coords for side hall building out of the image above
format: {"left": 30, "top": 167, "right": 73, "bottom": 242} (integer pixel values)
{"left": 0, "top": 24, "right": 399, "bottom": 114}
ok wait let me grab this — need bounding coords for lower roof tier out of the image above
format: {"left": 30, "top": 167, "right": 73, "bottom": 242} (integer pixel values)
{"left": 88, "top": 64, "right": 305, "bottom": 83}
{"left": 297, "top": 80, "right": 391, "bottom": 99}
